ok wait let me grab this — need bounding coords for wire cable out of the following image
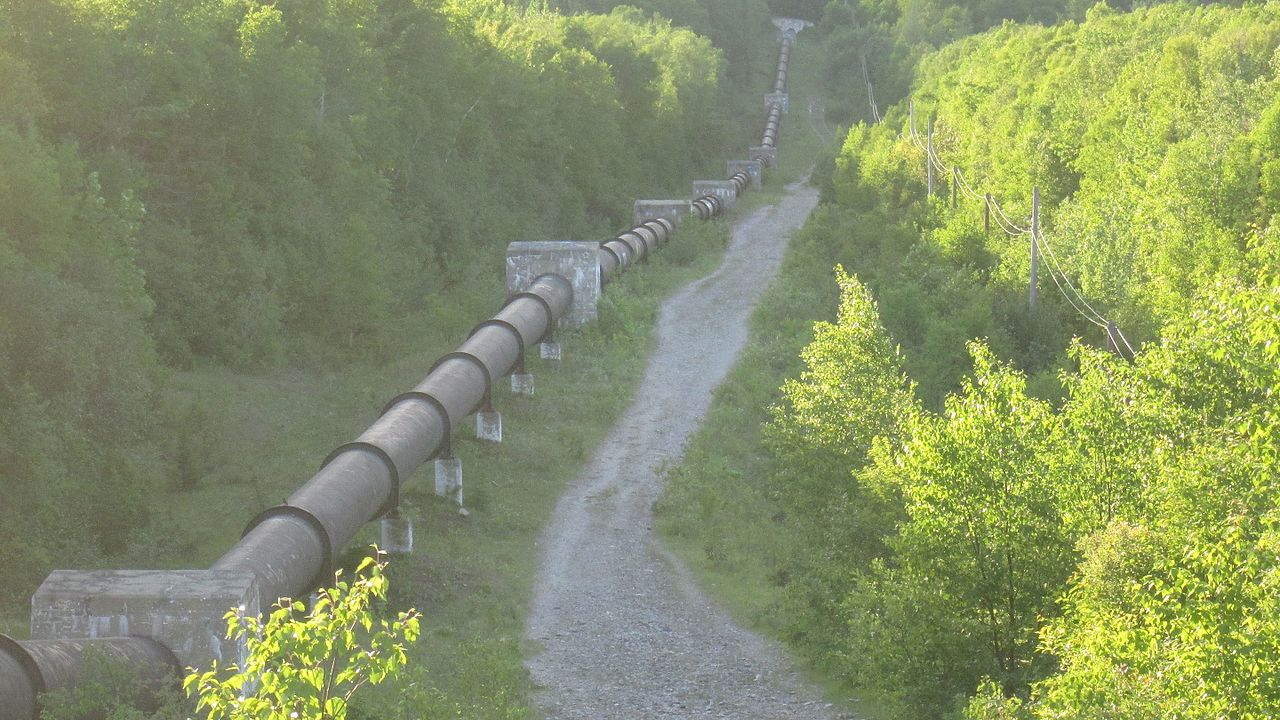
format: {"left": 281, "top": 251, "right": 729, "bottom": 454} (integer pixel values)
{"left": 1035, "top": 233, "right": 1107, "bottom": 328}
{"left": 990, "top": 197, "right": 1031, "bottom": 234}
{"left": 989, "top": 198, "right": 1030, "bottom": 235}
{"left": 860, "top": 54, "right": 881, "bottom": 123}
{"left": 902, "top": 107, "right": 1138, "bottom": 354}
{"left": 1034, "top": 227, "right": 1110, "bottom": 326}
{"left": 1111, "top": 324, "right": 1137, "bottom": 358}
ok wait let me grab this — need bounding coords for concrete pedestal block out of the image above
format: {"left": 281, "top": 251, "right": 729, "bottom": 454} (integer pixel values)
{"left": 475, "top": 409, "right": 502, "bottom": 443}
{"left": 693, "top": 180, "right": 738, "bottom": 206}
{"left": 380, "top": 514, "right": 414, "bottom": 554}
{"left": 434, "top": 456, "right": 462, "bottom": 504}
{"left": 30, "top": 569, "right": 259, "bottom": 670}
{"left": 749, "top": 146, "right": 778, "bottom": 168}
{"left": 511, "top": 373, "right": 534, "bottom": 396}
{"left": 505, "top": 241, "right": 601, "bottom": 328}
{"left": 766, "top": 92, "right": 790, "bottom": 113}
{"left": 540, "top": 341, "right": 562, "bottom": 361}
{"left": 727, "top": 160, "right": 763, "bottom": 189}
{"left": 772, "top": 16, "right": 811, "bottom": 42}
{"left": 633, "top": 199, "right": 689, "bottom": 227}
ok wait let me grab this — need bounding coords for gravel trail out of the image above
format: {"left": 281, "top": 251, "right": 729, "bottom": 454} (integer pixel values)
{"left": 526, "top": 175, "right": 848, "bottom": 719}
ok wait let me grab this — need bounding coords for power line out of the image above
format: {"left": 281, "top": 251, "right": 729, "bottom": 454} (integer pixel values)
{"left": 1034, "top": 233, "right": 1106, "bottom": 328}
{"left": 1033, "top": 226, "right": 1109, "bottom": 326}
{"left": 860, "top": 53, "right": 881, "bottom": 123}
{"left": 903, "top": 105, "right": 1138, "bottom": 356}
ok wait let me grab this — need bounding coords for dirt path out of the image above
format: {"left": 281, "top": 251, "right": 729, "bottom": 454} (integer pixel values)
{"left": 526, "top": 175, "right": 848, "bottom": 719}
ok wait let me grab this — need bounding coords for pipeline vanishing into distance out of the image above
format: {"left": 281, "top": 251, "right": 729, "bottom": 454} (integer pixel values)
{"left": 0, "top": 20, "right": 804, "bottom": 718}
{"left": 760, "top": 31, "right": 791, "bottom": 151}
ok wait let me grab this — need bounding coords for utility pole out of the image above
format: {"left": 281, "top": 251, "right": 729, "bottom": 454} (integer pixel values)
{"left": 926, "top": 117, "right": 934, "bottom": 197}
{"left": 1029, "top": 186, "right": 1040, "bottom": 311}
{"left": 909, "top": 99, "right": 915, "bottom": 136}
{"left": 984, "top": 192, "right": 991, "bottom": 233}
{"left": 951, "top": 168, "right": 958, "bottom": 209}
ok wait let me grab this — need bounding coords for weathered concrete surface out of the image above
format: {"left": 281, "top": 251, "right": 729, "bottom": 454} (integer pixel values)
{"left": 767, "top": 92, "right": 790, "bottom": 114}
{"left": 30, "top": 569, "right": 258, "bottom": 669}
{"left": 692, "top": 180, "right": 738, "bottom": 206}
{"left": 511, "top": 372, "right": 535, "bottom": 397}
{"left": 476, "top": 408, "right": 503, "bottom": 443}
{"left": 380, "top": 514, "right": 415, "bottom": 554}
{"left": 727, "top": 160, "right": 763, "bottom": 190}
{"left": 749, "top": 145, "right": 778, "bottom": 168}
{"left": 434, "top": 456, "right": 463, "bottom": 504}
{"left": 772, "top": 16, "right": 811, "bottom": 42}
{"left": 527, "top": 173, "right": 851, "bottom": 719}
{"left": 506, "top": 241, "right": 601, "bottom": 327}
{"left": 634, "top": 200, "right": 690, "bottom": 227}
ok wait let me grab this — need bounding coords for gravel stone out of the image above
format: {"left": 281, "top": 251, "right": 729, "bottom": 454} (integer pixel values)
{"left": 527, "top": 176, "right": 855, "bottom": 719}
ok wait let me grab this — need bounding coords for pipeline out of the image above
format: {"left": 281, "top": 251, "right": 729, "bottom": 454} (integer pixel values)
{"left": 761, "top": 103, "right": 783, "bottom": 148}
{"left": 0, "top": 274, "right": 577, "bottom": 718}
{"left": 598, "top": 218, "right": 675, "bottom": 282}
{"left": 0, "top": 635, "right": 177, "bottom": 720}
{"left": 691, "top": 194, "right": 724, "bottom": 221}
{"left": 773, "top": 36, "right": 793, "bottom": 93}
{"left": 0, "top": 20, "right": 806, "bottom": 719}
{"left": 210, "top": 270, "right": 574, "bottom": 605}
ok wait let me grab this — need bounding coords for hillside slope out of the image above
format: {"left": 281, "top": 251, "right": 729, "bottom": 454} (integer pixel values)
{"left": 661, "top": 4, "right": 1280, "bottom": 719}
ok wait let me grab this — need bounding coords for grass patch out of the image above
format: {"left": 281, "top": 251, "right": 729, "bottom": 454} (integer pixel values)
{"left": 5, "top": 215, "right": 730, "bottom": 717}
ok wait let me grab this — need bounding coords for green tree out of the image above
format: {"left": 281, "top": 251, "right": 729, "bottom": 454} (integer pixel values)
{"left": 765, "top": 268, "right": 914, "bottom": 666}
{"left": 186, "top": 552, "right": 421, "bottom": 719}
{"left": 844, "top": 343, "right": 1067, "bottom": 716}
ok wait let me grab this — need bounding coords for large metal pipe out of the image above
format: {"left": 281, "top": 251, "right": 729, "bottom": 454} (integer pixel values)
{"left": 762, "top": 103, "right": 783, "bottom": 148}
{"left": 773, "top": 37, "right": 792, "bottom": 93}
{"left": 0, "top": 635, "right": 178, "bottom": 720}
{"left": 211, "top": 273, "right": 572, "bottom": 605}
{"left": 601, "top": 219, "right": 673, "bottom": 284}
{"left": 691, "top": 194, "right": 724, "bottom": 221}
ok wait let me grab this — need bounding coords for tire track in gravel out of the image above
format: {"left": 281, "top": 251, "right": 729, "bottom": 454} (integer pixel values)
{"left": 526, "top": 174, "right": 851, "bottom": 719}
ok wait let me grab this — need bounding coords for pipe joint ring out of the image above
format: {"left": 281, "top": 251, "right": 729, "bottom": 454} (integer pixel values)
{"left": 503, "top": 291, "right": 556, "bottom": 344}
{"left": 321, "top": 442, "right": 401, "bottom": 518}
{"left": 429, "top": 351, "right": 493, "bottom": 414}
{"left": 632, "top": 228, "right": 658, "bottom": 257}
{"left": 383, "top": 391, "right": 452, "bottom": 459}
{"left": 243, "top": 505, "right": 333, "bottom": 591}
{"left": 600, "top": 243, "right": 623, "bottom": 270}
{"left": 0, "top": 634, "right": 45, "bottom": 710}
{"left": 604, "top": 240, "right": 632, "bottom": 267}
{"left": 618, "top": 231, "right": 647, "bottom": 260}
{"left": 470, "top": 319, "right": 526, "bottom": 375}
{"left": 639, "top": 221, "right": 668, "bottom": 246}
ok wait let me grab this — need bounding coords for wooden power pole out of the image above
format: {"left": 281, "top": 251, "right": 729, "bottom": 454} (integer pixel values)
{"left": 926, "top": 117, "right": 934, "bottom": 197}
{"left": 1029, "top": 186, "right": 1040, "bottom": 310}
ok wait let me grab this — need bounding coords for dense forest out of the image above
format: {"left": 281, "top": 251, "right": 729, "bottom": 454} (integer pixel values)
{"left": 0, "top": 0, "right": 780, "bottom": 606}
{"left": 5, "top": 0, "right": 1280, "bottom": 716}
{"left": 662, "top": 2, "right": 1280, "bottom": 719}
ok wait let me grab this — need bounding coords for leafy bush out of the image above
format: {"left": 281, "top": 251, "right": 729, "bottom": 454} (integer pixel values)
{"left": 187, "top": 552, "right": 421, "bottom": 720}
